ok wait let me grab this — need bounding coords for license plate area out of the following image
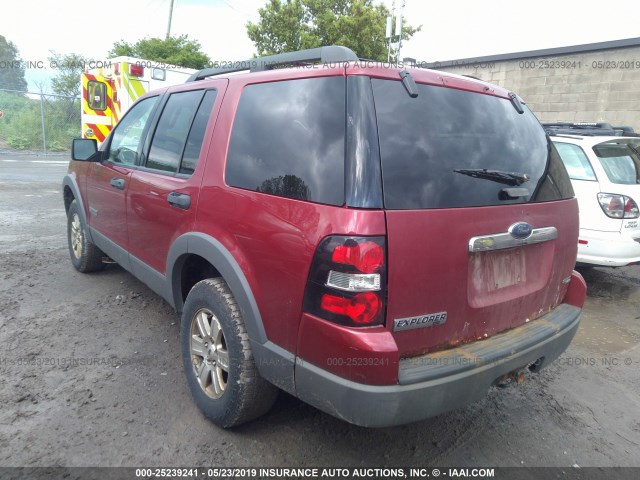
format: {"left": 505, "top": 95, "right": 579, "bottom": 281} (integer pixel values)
{"left": 468, "top": 243, "right": 552, "bottom": 308}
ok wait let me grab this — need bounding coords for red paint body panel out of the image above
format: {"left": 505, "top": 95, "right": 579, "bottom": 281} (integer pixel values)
{"left": 127, "top": 171, "right": 199, "bottom": 274}
{"left": 194, "top": 186, "right": 386, "bottom": 353}
{"left": 346, "top": 63, "right": 510, "bottom": 98}
{"left": 564, "top": 270, "right": 587, "bottom": 308}
{"left": 297, "top": 313, "right": 399, "bottom": 385}
{"left": 385, "top": 200, "right": 579, "bottom": 356}
{"left": 86, "top": 162, "right": 131, "bottom": 249}
{"left": 66, "top": 162, "right": 92, "bottom": 216}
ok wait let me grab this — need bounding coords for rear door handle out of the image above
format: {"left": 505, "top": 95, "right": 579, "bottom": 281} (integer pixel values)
{"left": 110, "top": 177, "right": 125, "bottom": 190}
{"left": 167, "top": 192, "right": 191, "bottom": 210}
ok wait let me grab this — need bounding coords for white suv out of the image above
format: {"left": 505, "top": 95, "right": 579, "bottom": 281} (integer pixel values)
{"left": 545, "top": 123, "right": 640, "bottom": 267}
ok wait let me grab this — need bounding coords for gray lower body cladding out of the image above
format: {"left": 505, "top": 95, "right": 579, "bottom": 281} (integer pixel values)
{"left": 294, "top": 303, "right": 581, "bottom": 427}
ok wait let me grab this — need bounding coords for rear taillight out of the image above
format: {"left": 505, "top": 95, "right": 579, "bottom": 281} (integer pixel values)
{"left": 332, "top": 241, "right": 384, "bottom": 273}
{"left": 303, "top": 236, "right": 386, "bottom": 327}
{"left": 320, "top": 292, "right": 381, "bottom": 324}
{"left": 624, "top": 197, "right": 640, "bottom": 218}
{"left": 597, "top": 193, "right": 639, "bottom": 219}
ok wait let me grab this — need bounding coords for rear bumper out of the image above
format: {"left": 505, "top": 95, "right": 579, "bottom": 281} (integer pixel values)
{"left": 295, "top": 302, "right": 581, "bottom": 427}
{"left": 577, "top": 228, "right": 640, "bottom": 267}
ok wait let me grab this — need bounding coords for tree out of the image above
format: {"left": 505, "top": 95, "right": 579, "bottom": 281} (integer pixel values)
{"left": 108, "top": 35, "right": 210, "bottom": 69}
{"left": 258, "top": 175, "right": 311, "bottom": 201}
{"left": 48, "top": 52, "right": 87, "bottom": 97}
{"left": 47, "top": 52, "right": 84, "bottom": 133}
{"left": 247, "top": 0, "right": 421, "bottom": 61}
{"left": 0, "top": 35, "right": 27, "bottom": 92}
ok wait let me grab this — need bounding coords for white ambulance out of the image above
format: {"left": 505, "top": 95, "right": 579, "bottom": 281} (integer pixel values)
{"left": 81, "top": 57, "right": 194, "bottom": 143}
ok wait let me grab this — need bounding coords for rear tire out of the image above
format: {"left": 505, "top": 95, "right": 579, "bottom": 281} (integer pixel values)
{"left": 181, "top": 278, "right": 278, "bottom": 428}
{"left": 67, "top": 200, "right": 105, "bottom": 273}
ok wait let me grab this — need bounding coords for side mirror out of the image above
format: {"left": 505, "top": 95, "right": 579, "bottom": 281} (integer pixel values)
{"left": 71, "top": 138, "right": 99, "bottom": 161}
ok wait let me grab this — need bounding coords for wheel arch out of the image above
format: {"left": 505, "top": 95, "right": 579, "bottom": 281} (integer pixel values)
{"left": 167, "top": 232, "right": 267, "bottom": 344}
{"left": 62, "top": 174, "right": 94, "bottom": 242}
{"left": 63, "top": 184, "right": 74, "bottom": 213}
{"left": 167, "top": 232, "right": 296, "bottom": 394}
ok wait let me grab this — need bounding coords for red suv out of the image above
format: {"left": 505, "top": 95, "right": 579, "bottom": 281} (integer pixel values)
{"left": 64, "top": 46, "right": 586, "bottom": 428}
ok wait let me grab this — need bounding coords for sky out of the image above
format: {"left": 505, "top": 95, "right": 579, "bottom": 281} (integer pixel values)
{"left": 3, "top": 0, "right": 640, "bottom": 93}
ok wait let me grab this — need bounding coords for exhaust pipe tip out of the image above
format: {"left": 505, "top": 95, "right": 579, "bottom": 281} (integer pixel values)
{"left": 494, "top": 358, "right": 544, "bottom": 388}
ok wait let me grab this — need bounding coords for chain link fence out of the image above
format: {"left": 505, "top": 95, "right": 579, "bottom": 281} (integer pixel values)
{"left": 0, "top": 87, "right": 80, "bottom": 155}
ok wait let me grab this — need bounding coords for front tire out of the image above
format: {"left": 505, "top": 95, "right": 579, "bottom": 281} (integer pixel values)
{"left": 181, "top": 278, "right": 278, "bottom": 428}
{"left": 66, "top": 200, "right": 105, "bottom": 273}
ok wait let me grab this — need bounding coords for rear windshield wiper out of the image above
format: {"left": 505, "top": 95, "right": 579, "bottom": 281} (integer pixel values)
{"left": 454, "top": 168, "right": 530, "bottom": 186}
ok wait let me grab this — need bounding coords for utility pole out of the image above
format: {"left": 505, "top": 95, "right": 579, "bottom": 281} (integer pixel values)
{"left": 166, "top": 0, "right": 175, "bottom": 39}
{"left": 386, "top": 0, "right": 406, "bottom": 63}
{"left": 39, "top": 94, "right": 47, "bottom": 155}
{"left": 386, "top": 1, "right": 395, "bottom": 62}
{"left": 397, "top": 0, "right": 405, "bottom": 62}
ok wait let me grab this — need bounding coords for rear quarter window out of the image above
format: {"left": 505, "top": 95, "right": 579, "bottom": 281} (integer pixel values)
{"left": 554, "top": 142, "right": 597, "bottom": 181}
{"left": 225, "top": 77, "right": 345, "bottom": 206}
{"left": 372, "top": 79, "right": 573, "bottom": 209}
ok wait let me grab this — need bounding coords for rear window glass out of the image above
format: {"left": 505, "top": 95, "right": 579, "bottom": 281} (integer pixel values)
{"left": 226, "top": 77, "right": 345, "bottom": 206}
{"left": 87, "top": 80, "right": 106, "bottom": 111}
{"left": 372, "top": 79, "right": 573, "bottom": 209}
{"left": 554, "top": 142, "right": 597, "bottom": 181}
{"left": 593, "top": 142, "right": 640, "bottom": 185}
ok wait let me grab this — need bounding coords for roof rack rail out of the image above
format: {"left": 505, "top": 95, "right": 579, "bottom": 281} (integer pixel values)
{"left": 187, "top": 45, "right": 359, "bottom": 82}
{"left": 541, "top": 122, "right": 639, "bottom": 137}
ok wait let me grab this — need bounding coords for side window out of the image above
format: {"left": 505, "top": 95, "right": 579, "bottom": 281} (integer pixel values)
{"left": 87, "top": 81, "right": 106, "bottom": 111}
{"left": 180, "top": 89, "right": 217, "bottom": 175}
{"left": 226, "top": 77, "right": 345, "bottom": 206}
{"left": 107, "top": 96, "right": 158, "bottom": 166}
{"left": 554, "top": 142, "right": 597, "bottom": 181}
{"left": 146, "top": 90, "right": 204, "bottom": 173}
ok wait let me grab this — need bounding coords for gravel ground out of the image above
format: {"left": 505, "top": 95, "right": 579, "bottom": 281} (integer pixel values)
{"left": 0, "top": 157, "right": 639, "bottom": 473}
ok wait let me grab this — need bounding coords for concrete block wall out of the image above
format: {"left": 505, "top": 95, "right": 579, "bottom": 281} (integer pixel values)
{"left": 435, "top": 46, "right": 640, "bottom": 130}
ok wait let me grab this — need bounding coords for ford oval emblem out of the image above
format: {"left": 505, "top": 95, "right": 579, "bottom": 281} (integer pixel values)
{"left": 509, "top": 222, "right": 533, "bottom": 240}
